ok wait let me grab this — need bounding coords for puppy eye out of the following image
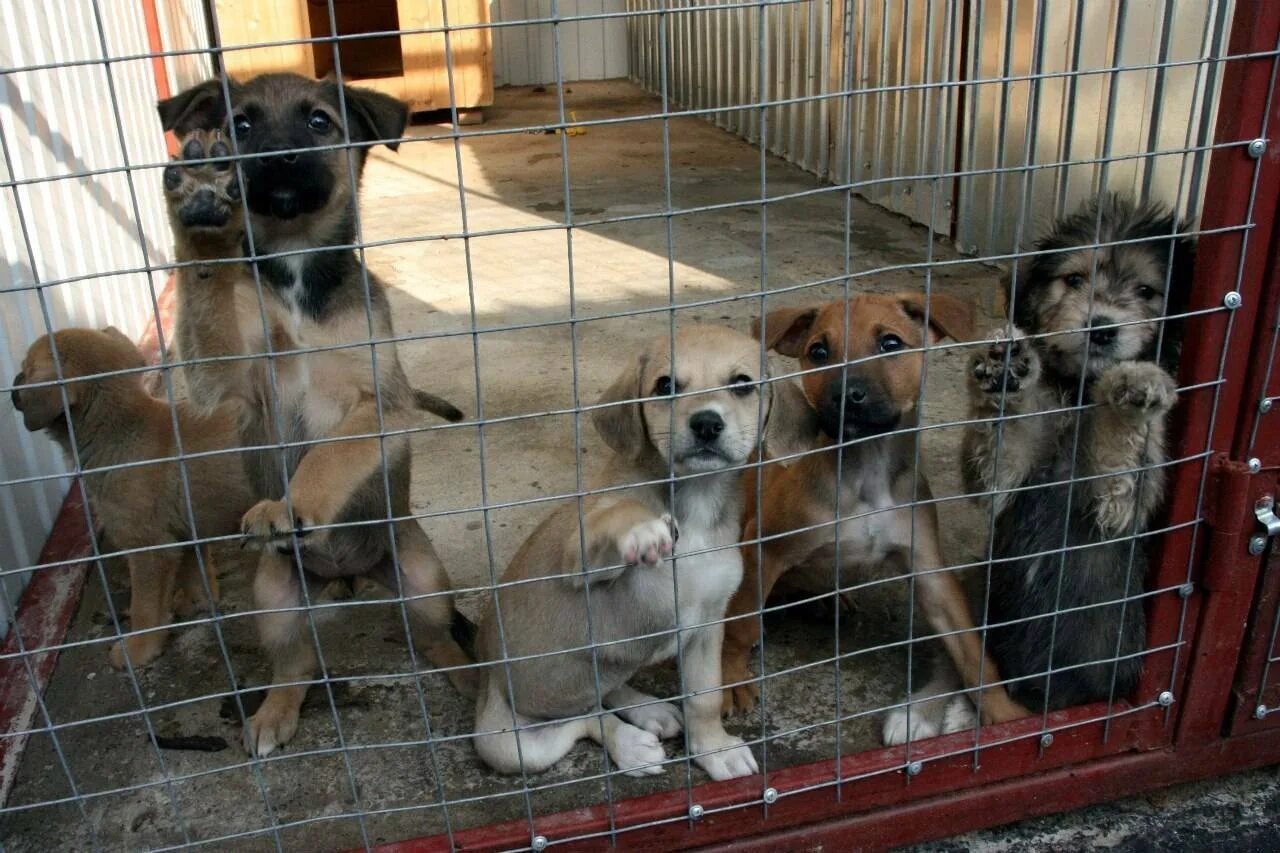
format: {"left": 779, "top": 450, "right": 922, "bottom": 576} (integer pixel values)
{"left": 1136, "top": 285, "right": 1158, "bottom": 300}
{"left": 308, "top": 110, "right": 333, "bottom": 133}
{"left": 232, "top": 114, "right": 251, "bottom": 137}
{"left": 730, "top": 374, "right": 755, "bottom": 397}
{"left": 807, "top": 341, "right": 829, "bottom": 364}
{"left": 879, "top": 334, "right": 904, "bottom": 353}
{"left": 1064, "top": 273, "right": 1086, "bottom": 288}
{"left": 653, "top": 376, "right": 673, "bottom": 396}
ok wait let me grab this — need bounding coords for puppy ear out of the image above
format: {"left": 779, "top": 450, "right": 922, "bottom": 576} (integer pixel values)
{"left": 157, "top": 79, "right": 235, "bottom": 135}
{"left": 753, "top": 306, "right": 819, "bottom": 357}
{"left": 592, "top": 354, "right": 649, "bottom": 457}
{"left": 897, "top": 292, "right": 975, "bottom": 342}
{"left": 101, "top": 326, "right": 130, "bottom": 344}
{"left": 342, "top": 86, "right": 410, "bottom": 150}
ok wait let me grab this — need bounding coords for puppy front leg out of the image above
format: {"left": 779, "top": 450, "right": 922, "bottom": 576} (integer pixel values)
{"left": 241, "top": 402, "right": 399, "bottom": 550}
{"left": 562, "top": 499, "right": 676, "bottom": 589}
{"left": 244, "top": 550, "right": 317, "bottom": 757}
{"left": 1087, "top": 362, "right": 1177, "bottom": 538}
{"left": 110, "top": 550, "right": 177, "bottom": 669}
{"left": 681, "top": 623, "right": 759, "bottom": 780}
{"left": 963, "top": 327, "right": 1052, "bottom": 513}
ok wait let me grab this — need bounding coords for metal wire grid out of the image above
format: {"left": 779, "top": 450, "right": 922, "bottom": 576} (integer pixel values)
{"left": 0, "top": 0, "right": 1271, "bottom": 849}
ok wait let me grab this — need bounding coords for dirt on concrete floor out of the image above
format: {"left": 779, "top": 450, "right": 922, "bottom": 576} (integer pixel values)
{"left": 1, "top": 80, "right": 1006, "bottom": 851}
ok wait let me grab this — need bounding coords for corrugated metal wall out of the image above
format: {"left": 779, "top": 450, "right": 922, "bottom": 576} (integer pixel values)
{"left": 492, "top": 0, "right": 629, "bottom": 86}
{"left": 628, "top": 0, "right": 1232, "bottom": 256}
{"left": 0, "top": 0, "right": 207, "bottom": 634}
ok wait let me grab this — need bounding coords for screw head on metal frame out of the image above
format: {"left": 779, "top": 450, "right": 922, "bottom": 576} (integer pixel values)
{"left": 1248, "top": 138, "right": 1268, "bottom": 158}
{"left": 762, "top": 787, "right": 779, "bottom": 804}
{"left": 688, "top": 804, "right": 705, "bottom": 820}
{"left": 1224, "top": 291, "right": 1243, "bottom": 309}
{"left": 906, "top": 760, "right": 923, "bottom": 776}
{"left": 1256, "top": 704, "right": 1268, "bottom": 720}
{"left": 1039, "top": 733, "right": 1054, "bottom": 749}
{"left": 1158, "top": 691, "right": 1175, "bottom": 707}
{"left": 1250, "top": 535, "right": 1268, "bottom": 556}
{"left": 1179, "top": 582, "right": 1194, "bottom": 598}
{"left": 1249, "top": 458, "right": 1263, "bottom": 473}
{"left": 531, "top": 835, "right": 549, "bottom": 851}
{"left": 1262, "top": 398, "right": 1274, "bottom": 414}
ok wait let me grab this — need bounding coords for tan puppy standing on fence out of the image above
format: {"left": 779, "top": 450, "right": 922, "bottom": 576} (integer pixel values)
{"left": 719, "top": 291, "right": 1031, "bottom": 743}
{"left": 156, "top": 73, "right": 472, "bottom": 757}
{"left": 11, "top": 328, "right": 249, "bottom": 668}
{"left": 472, "top": 325, "right": 763, "bottom": 781}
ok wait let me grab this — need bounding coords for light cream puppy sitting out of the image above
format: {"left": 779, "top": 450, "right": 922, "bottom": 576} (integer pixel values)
{"left": 473, "top": 325, "right": 764, "bottom": 781}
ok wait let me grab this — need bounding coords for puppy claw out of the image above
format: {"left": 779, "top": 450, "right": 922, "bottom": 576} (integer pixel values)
{"left": 693, "top": 734, "right": 758, "bottom": 781}
{"left": 608, "top": 725, "right": 667, "bottom": 777}
{"left": 971, "top": 325, "right": 1039, "bottom": 397}
{"left": 240, "top": 499, "right": 312, "bottom": 552}
{"left": 619, "top": 514, "right": 676, "bottom": 568}
{"left": 244, "top": 697, "right": 301, "bottom": 757}
{"left": 1097, "top": 362, "right": 1177, "bottom": 419}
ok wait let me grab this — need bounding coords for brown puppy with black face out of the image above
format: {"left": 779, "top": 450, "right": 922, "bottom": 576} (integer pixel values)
{"left": 720, "top": 292, "right": 1030, "bottom": 744}
{"left": 12, "top": 328, "right": 249, "bottom": 668}
{"left": 156, "top": 74, "right": 473, "bottom": 756}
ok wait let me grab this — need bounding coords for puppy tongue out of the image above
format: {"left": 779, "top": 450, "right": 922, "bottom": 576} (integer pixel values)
{"left": 270, "top": 188, "right": 299, "bottom": 219}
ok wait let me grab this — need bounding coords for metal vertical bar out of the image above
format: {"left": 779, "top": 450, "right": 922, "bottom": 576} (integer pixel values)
{"left": 325, "top": 0, "right": 459, "bottom": 842}
{"left": 1055, "top": 0, "right": 1087, "bottom": 217}
{"left": 549, "top": 0, "right": 622, "bottom": 838}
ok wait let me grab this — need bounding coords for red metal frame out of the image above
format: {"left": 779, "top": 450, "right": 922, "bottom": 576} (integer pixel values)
{"left": 3, "top": 1, "right": 1279, "bottom": 848}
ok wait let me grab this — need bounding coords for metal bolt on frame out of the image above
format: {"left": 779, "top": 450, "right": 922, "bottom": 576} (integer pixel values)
{"left": 688, "top": 804, "right": 705, "bottom": 820}
{"left": 762, "top": 787, "right": 779, "bottom": 804}
{"left": 1256, "top": 705, "right": 1269, "bottom": 720}
{"left": 1158, "top": 691, "right": 1175, "bottom": 707}
{"left": 906, "top": 761, "right": 923, "bottom": 777}
{"left": 1224, "top": 291, "right": 1243, "bottom": 310}
{"left": 1248, "top": 137, "right": 1268, "bottom": 158}
{"left": 531, "top": 835, "right": 549, "bottom": 851}
{"left": 1040, "top": 733, "right": 1055, "bottom": 749}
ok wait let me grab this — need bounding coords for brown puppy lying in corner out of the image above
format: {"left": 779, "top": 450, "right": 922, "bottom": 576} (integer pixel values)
{"left": 11, "top": 327, "right": 251, "bottom": 668}
{"left": 720, "top": 291, "right": 1030, "bottom": 744}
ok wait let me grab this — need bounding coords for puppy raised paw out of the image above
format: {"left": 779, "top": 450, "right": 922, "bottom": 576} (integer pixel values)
{"left": 971, "top": 325, "right": 1039, "bottom": 398}
{"left": 618, "top": 513, "right": 677, "bottom": 566}
{"left": 1096, "top": 361, "right": 1177, "bottom": 420}
{"left": 163, "top": 129, "right": 243, "bottom": 255}
{"left": 241, "top": 499, "right": 311, "bottom": 553}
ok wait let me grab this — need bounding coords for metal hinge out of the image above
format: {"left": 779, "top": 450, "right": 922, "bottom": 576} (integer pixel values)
{"left": 1249, "top": 495, "right": 1280, "bottom": 555}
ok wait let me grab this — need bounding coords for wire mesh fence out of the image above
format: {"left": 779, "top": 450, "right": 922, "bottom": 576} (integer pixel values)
{"left": 0, "top": 0, "right": 1277, "bottom": 850}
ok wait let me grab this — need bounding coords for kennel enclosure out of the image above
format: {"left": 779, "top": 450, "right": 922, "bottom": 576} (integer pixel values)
{"left": 2, "top": 0, "right": 1280, "bottom": 850}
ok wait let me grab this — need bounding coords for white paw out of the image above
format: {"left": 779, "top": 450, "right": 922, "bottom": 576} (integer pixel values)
{"left": 619, "top": 701, "right": 684, "bottom": 739}
{"left": 882, "top": 706, "right": 941, "bottom": 746}
{"left": 609, "top": 723, "right": 667, "bottom": 777}
{"left": 693, "top": 733, "right": 759, "bottom": 781}
{"left": 941, "top": 696, "right": 978, "bottom": 734}
{"left": 618, "top": 513, "right": 677, "bottom": 566}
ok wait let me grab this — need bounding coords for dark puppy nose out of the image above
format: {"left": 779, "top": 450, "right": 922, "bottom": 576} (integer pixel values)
{"left": 689, "top": 410, "right": 725, "bottom": 443}
{"left": 11, "top": 371, "right": 24, "bottom": 409}
{"left": 257, "top": 144, "right": 298, "bottom": 165}
{"left": 1089, "top": 314, "right": 1117, "bottom": 348}
{"left": 842, "top": 378, "right": 869, "bottom": 405}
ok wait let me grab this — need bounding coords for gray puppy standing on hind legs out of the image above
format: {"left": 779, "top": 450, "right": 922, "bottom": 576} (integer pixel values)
{"left": 472, "top": 326, "right": 763, "bottom": 781}
{"left": 960, "top": 193, "right": 1195, "bottom": 714}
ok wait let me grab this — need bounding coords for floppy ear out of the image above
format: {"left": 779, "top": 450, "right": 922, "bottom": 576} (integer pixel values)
{"left": 897, "top": 292, "right": 975, "bottom": 342}
{"left": 753, "top": 306, "right": 819, "bottom": 357}
{"left": 101, "top": 325, "right": 131, "bottom": 344}
{"left": 341, "top": 85, "right": 410, "bottom": 150}
{"left": 592, "top": 354, "right": 649, "bottom": 457}
{"left": 157, "top": 79, "right": 236, "bottom": 135}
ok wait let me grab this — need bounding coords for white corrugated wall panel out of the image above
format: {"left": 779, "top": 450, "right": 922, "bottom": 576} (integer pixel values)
{"left": 492, "top": 0, "right": 629, "bottom": 86}
{"left": 629, "top": 0, "right": 1230, "bottom": 257}
{"left": 0, "top": 1, "right": 199, "bottom": 634}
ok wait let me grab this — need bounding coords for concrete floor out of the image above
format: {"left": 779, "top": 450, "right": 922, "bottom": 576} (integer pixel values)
{"left": 0, "top": 80, "right": 1129, "bottom": 851}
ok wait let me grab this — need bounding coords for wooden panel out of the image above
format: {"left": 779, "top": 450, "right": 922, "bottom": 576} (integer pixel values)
{"left": 213, "top": 0, "right": 315, "bottom": 78}
{"left": 399, "top": 0, "right": 494, "bottom": 111}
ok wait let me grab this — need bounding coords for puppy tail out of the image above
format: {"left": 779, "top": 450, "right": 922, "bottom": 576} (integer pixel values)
{"left": 451, "top": 607, "right": 479, "bottom": 657}
{"left": 412, "top": 388, "right": 466, "bottom": 422}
